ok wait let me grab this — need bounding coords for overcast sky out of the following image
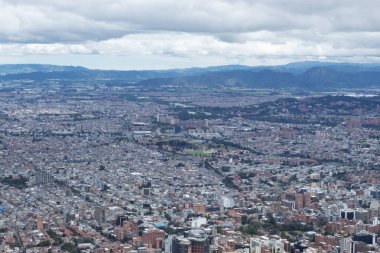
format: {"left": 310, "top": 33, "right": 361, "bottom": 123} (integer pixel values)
{"left": 0, "top": 0, "right": 380, "bottom": 69}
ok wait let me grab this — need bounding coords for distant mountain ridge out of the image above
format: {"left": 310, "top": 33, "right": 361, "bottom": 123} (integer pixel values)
{"left": 2, "top": 62, "right": 380, "bottom": 90}
{"left": 0, "top": 65, "right": 257, "bottom": 82}
{"left": 137, "top": 67, "right": 380, "bottom": 90}
{"left": 0, "top": 64, "right": 87, "bottom": 75}
{"left": 275, "top": 61, "right": 380, "bottom": 74}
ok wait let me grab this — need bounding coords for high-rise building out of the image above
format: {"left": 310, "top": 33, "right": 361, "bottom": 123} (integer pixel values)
{"left": 172, "top": 237, "right": 191, "bottom": 253}
{"left": 36, "top": 217, "right": 44, "bottom": 231}
{"left": 35, "top": 170, "right": 54, "bottom": 185}
{"left": 355, "top": 209, "right": 369, "bottom": 223}
{"left": 353, "top": 231, "right": 376, "bottom": 245}
{"left": 192, "top": 203, "right": 206, "bottom": 215}
{"left": 341, "top": 209, "right": 355, "bottom": 220}
{"left": 94, "top": 206, "right": 106, "bottom": 224}
{"left": 220, "top": 196, "right": 235, "bottom": 209}
{"left": 188, "top": 230, "right": 210, "bottom": 253}
{"left": 142, "top": 229, "right": 165, "bottom": 249}
{"left": 250, "top": 237, "right": 285, "bottom": 253}
{"left": 295, "top": 194, "right": 304, "bottom": 209}
{"left": 115, "top": 215, "right": 128, "bottom": 227}
{"left": 115, "top": 227, "right": 126, "bottom": 241}
{"left": 190, "top": 238, "right": 210, "bottom": 253}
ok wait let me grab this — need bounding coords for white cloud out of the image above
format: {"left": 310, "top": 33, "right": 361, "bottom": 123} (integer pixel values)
{"left": 0, "top": 0, "right": 380, "bottom": 68}
{"left": 3, "top": 32, "right": 380, "bottom": 58}
{"left": 2, "top": 0, "right": 380, "bottom": 42}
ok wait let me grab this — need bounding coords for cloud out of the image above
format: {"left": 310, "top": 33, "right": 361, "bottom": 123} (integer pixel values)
{"left": 0, "top": 0, "right": 380, "bottom": 68}
{"left": 2, "top": 0, "right": 380, "bottom": 43}
{"left": 3, "top": 32, "right": 380, "bottom": 59}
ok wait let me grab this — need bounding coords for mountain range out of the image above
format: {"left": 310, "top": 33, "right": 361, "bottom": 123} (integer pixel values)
{"left": 1, "top": 62, "right": 380, "bottom": 90}
{"left": 139, "top": 67, "right": 380, "bottom": 90}
{"left": 0, "top": 64, "right": 87, "bottom": 75}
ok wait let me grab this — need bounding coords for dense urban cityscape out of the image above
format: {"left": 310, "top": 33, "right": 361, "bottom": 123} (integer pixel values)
{"left": 0, "top": 75, "right": 379, "bottom": 253}
{"left": 1, "top": 0, "right": 380, "bottom": 252}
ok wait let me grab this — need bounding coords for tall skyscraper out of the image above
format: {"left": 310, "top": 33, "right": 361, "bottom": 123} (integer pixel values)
{"left": 94, "top": 206, "right": 106, "bottom": 224}
{"left": 172, "top": 237, "right": 191, "bottom": 253}
{"left": 35, "top": 170, "right": 54, "bottom": 185}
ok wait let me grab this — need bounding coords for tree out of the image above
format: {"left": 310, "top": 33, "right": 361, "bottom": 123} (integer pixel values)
{"left": 61, "top": 243, "right": 78, "bottom": 253}
{"left": 0, "top": 175, "right": 29, "bottom": 189}
{"left": 101, "top": 184, "right": 110, "bottom": 191}
{"left": 176, "top": 162, "right": 185, "bottom": 167}
{"left": 267, "top": 213, "right": 277, "bottom": 226}
{"left": 239, "top": 225, "right": 259, "bottom": 235}
{"left": 35, "top": 240, "right": 51, "bottom": 247}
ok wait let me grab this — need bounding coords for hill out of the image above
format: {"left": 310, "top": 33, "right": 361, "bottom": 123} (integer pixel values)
{"left": 0, "top": 64, "right": 87, "bottom": 75}
{"left": 137, "top": 67, "right": 380, "bottom": 90}
{"left": 2, "top": 62, "right": 380, "bottom": 90}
